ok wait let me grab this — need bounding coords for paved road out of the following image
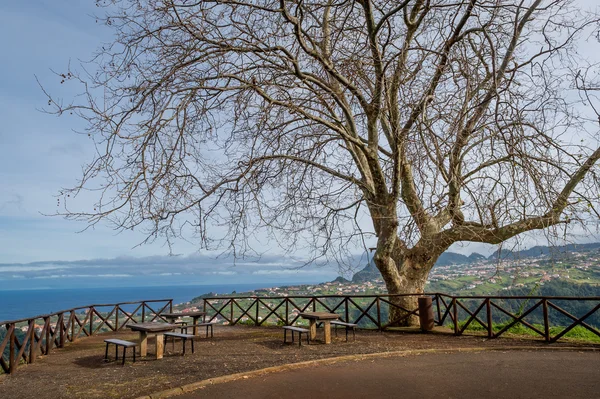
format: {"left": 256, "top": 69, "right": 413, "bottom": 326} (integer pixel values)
{"left": 177, "top": 350, "right": 600, "bottom": 399}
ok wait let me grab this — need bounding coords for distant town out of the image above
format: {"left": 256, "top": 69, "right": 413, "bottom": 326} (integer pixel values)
{"left": 175, "top": 244, "right": 600, "bottom": 314}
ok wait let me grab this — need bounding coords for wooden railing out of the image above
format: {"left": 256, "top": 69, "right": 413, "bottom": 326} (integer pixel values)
{"left": 436, "top": 294, "right": 600, "bottom": 343}
{"left": 201, "top": 293, "right": 600, "bottom": 343}
{"left": 0, "top": 299, "right": 172, "bottom": 374}
{"left": 3, "top": 293, "right": 598, "bottom": 375}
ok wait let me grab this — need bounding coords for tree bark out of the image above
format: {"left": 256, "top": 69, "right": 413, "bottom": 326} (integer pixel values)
{"left": 374, "top": 251, "right": 436, "bottom": 326}
{"left": 370, "top": 208, "right": 444, "bottom": 326}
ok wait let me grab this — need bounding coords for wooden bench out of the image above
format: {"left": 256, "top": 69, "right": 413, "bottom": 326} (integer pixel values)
{"left": 282, "top": 326, "right": 310, "bottom": 346}
{"left": 330, "top": 320, "right": 358, "bottom": 341}
{"left": 179, "top": 322, "right": 214, "bottom": 338}
{"left": 163, "top": 332, "right": 195, "bottom": 355}
{"left": 104, "top": 339, "right": 137, "bottom": 365}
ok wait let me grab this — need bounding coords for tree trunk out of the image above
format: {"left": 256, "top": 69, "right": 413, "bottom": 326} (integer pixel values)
{"left": 386, "top": 270, "right": 428, "bottom": 327}
{"left": 373, "top": 245, "right": 439, "bottom": 327}
{"left": 368, "top": 202, "right": 443, "bottom": 327}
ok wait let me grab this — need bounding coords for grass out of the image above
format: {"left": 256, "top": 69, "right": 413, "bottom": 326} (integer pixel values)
{"left": 454, "top": 319, "right": 600, "bottom": 343}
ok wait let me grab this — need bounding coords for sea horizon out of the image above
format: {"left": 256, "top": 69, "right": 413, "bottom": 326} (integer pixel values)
{"left": 0, "top": 280, "right": 321, "bottom": 323}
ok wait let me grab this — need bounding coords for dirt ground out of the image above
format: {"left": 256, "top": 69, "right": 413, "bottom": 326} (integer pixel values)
{"left": 0, "top": 326, "right": 597, "bottom": 399}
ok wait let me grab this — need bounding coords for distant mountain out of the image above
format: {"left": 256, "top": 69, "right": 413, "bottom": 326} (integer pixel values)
{"left": 432, "top": 251, "right": 488, "bottom": 266}
{"left": 348, "top": 242, "right": 600, "bottom": 281}
{"left": 468, "top": 252, "right": 487, "bottom": 262}
{"left": 490, "top": 242, "right": 600, "bottom": 261}
{"left": 351, "top": 262, "right": 380, "bottom": 283}
{"left": 348, "top": 250, "right": 481, "bottom": 281}
{"left": 435, "top": 252, "right": 471, "bottom": 266}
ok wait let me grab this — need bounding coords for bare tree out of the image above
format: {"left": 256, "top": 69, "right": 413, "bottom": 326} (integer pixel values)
{"left": 47, "top": 0, "right": 600, "bottom": 325}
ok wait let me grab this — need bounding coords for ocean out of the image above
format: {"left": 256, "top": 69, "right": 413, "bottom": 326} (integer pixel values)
{"left": 0, "top": 281, "right": 303, "bottom": 322}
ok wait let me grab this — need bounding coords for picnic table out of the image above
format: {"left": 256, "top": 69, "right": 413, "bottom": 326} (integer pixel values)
{"left": 161, "top": 311, "right": 207, "bottom": 336}
{"left": 298, "top": 312, "right": 340, "bottom": 344}
{"left": 126, "top": 322, "right": 177, "bottom": 359}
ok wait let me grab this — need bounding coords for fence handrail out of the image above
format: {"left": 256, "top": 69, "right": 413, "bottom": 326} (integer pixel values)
{"left": 1, "top": 298, "right": 173, "bottom": 374}
{"left": 436, "top": 293, "right": 600, "bottom": 301}
{"left": 200, "top": 293, "right": 600, "bottom": 343}
{"left": 0, "top": 298, "right": 174, "bottom": 325}
{"left": 199, "top": 292, "right": 600, "bottom": 301}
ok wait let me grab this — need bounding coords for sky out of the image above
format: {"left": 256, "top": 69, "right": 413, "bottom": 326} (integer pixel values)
{"left": 0, "top": 1, "right": 599, "bottom": 286}
{"left": 0, "top": 0, "right": 343, "bottom": 284}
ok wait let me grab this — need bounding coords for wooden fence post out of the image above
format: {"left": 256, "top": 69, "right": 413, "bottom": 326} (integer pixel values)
{"left": 435, "top": 294, "right": 442, "bottom": 325}
{"left": 115, "top": 306, "right": 120, "bottom": 331}
{"left": 255, "top": 299, "right": 259, "bottom": 326}
{"left": 89, "top": 307, "right": 94, "bottom": 336}
{"left": 542, "top": 299, "right": 550, "bottom": 342}
{"left": 71, "top": 312, "right": 76, "bottom": 342}
{"left": 29, "top": 320, "right": 36, "bottom": 364}
{"left": 141, "top": 303, "right": 146, "bottom": 323}
{"left": 58, "top": 313, "right": 65, "bottom": 348}
{"left": 8, "top": 323, "right": 16, "bottom": 374}
{"left": 486, "top": 299, "right": 493, "bottom": 338}
{"left": 376, "top": 297, "right": 381, "bottom": 331}
{"left": 345, "top": 297, "right": 349, "bottom": 323}
{"left": 44, "top": 317, "right": 51, "bottom": 355}
{"left": 452, "top": 298, "right": 459, "bottom": 335}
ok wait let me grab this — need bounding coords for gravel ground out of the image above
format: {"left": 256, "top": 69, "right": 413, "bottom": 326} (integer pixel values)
{"left": 0, "top": 325, "right": 597, "bottom": 399}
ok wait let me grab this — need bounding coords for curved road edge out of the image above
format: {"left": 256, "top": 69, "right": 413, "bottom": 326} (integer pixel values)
{"left": 135, "top": 346, "right": 600, "bottom": 399}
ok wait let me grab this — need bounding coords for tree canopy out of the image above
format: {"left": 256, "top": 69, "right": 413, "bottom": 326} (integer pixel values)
{"left": 48, "top": 1, "right": 600, "bottom": 304}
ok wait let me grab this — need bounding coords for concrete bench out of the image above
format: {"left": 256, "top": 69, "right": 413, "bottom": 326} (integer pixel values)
{"left": 330, "top": 320, "right": 358, "bottom": 341}
{"left": 104, "top": 339, "right": 137, "bottom": 365}
{"left": 179, "top": 322, "right": 214, "bottom": 338}
{"left": 163, "top": 332, "right": 196, "bottom": 355}
{"left": 282, "top": 326, "right": 310, "bottom": 346}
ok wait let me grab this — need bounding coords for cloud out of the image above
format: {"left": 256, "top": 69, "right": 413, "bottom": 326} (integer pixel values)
{"left": 0, "top": 253, "right": 339, "bottom": 282}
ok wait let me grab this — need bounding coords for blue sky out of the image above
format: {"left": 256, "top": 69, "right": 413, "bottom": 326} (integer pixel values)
{"left": 0, "top": 1, "right": 200, "bottom": 263}
{"left": 0, "top": 1, "right": 342, "bottom": 283}
{"left": 1, "top": 1, "right": 599, "bottom": 284}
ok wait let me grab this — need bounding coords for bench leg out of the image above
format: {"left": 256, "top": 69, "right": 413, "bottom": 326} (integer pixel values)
{"left": 115, "top": 344, "right": 119, "bottom": 361}
{"left": 323, "top": 321, "right": 332, "bottom": 344}
{"left": 133, "top": 347, "right": 136, "bottom": 363}
{"left": 283, "top": 329, "right": 287, "bottom": 344}
{"left": 182, "top": 338, "right": 186, "bottom": 356}
{"left": 156, "top": 333, "right": 165, "bottom": 360}
{"left": 191, "top": 339, "right": 194, "bottom": 354}
{"left": 298, "top": 332, "right": 302, "bottom": 346}
{"left": 122, "top": 347, "right": 126, "bottom": 365}
{"left": 139, "top": 331, "right": 148, "bottom": 357}
{"left": 105, "top": 343, "right": 109, "bottom": 361}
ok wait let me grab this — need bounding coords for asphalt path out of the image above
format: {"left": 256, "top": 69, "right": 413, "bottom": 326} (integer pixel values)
{"left": 176, "top": 350, "right": 600, "bottom": 399}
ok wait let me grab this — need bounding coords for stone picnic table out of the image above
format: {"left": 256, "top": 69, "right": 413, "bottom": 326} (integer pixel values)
{"left": 298, "top": 312, "right": 340, "bottom": 344}
{"left": 161, "top": 311, "right": 207, "bottom": 336}
{"left": 126, "top": 322, "right": 178, "bottom": 359}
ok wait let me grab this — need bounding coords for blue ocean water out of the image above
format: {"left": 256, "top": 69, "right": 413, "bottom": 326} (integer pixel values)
{"left": 0, "top": 281, "right": 297, "bottom": 322}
